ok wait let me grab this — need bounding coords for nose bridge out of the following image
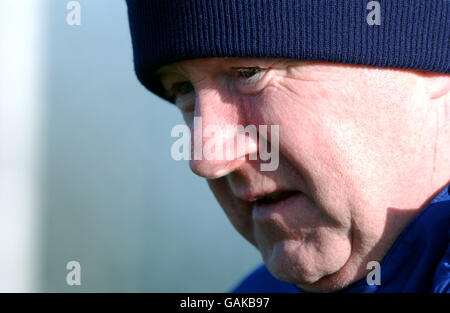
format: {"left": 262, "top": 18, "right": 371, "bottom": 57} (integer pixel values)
{"left": 196, "top": 85, "right": 241, "bottom": 125}
{"left": 190, "top": 86, "right": 257, "bottom": 178}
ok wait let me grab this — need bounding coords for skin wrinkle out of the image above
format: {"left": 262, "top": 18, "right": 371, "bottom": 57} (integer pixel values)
{"left": 158, "top": 58, "right": 450, "bottom": 292}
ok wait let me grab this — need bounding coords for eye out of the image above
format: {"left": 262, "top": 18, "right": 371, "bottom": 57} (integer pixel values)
{"left": 232, "top": 66, "right": 264, "bottom": 79}
{"left": 171, "top": 81, "right": 194, "bottom": 96}
{"left": 231, "top": 66, "right": 269, "bottom": 95}
{"left": 169, "top": 81, "right": 195, "bottom": 113}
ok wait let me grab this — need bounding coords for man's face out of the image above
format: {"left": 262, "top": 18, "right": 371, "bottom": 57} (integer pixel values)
{"left": 159, "top": 58, "right": 437, "bottom": 291}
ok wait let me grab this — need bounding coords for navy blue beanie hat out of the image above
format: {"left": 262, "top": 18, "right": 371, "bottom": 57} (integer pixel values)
{"left": 126, "top": 0, "right": 449, "bottom": 102}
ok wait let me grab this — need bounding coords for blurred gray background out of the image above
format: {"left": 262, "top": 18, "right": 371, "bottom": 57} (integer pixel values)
{"left": 35, "top": 0, "right": 259, "bottom": 292}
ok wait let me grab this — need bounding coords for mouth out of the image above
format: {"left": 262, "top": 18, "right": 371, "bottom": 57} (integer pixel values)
{"left": 254, "top": 190, "right": 299, "bottom": 205}
{"left": 251, "top": 190, "right": 305, "bottom": 221}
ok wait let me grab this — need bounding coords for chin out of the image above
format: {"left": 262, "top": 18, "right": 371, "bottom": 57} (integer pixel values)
{"left": 260, "top": 239, "right": 352, "bottom": 291}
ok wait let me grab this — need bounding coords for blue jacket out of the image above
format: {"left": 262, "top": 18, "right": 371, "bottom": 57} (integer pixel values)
{"left": 233, "top": 184, "right": 450, "bottom": 293}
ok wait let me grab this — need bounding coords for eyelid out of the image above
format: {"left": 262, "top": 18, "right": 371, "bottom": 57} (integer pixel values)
{"left": 232, "top": 66, "right": 267, "bottom": 77}
{"left": 231, "top": 66, "right": 271, "bottom": 94}
{"left": 159, "top": 69, "right": 191, "bottom": 100}
{"left": 162, "top": 81, "right": 193, "bottom": 105}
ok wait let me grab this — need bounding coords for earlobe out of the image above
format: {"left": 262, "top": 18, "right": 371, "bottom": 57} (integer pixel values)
{"left": 421, "top": 72, "right": 450, "bottom": 100}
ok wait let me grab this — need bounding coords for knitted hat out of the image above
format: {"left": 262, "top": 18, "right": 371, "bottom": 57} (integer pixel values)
{"left": 126, "top": 0, "right": 449, "bottom": 103}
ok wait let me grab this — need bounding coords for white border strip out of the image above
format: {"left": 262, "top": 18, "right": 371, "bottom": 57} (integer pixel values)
{"left": 0, "top": 0, "right": 46, "bottom": 292}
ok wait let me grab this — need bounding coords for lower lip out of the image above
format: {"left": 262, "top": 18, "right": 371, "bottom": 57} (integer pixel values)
{"left": 252, "top": 191, "right": 306, "bottom": 221}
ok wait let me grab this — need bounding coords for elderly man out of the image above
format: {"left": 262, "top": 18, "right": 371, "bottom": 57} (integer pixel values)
{"left": 125, "top": 0, "right": 449, "bottom": 293}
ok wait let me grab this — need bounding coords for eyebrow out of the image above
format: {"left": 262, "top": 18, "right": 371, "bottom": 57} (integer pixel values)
{"left": 155, "top": 65, "right": 171, "bottom": 77}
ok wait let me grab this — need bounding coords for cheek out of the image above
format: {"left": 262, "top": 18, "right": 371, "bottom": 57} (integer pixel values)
{"left": 241, "top": 82, "right": 368, "bottom": 218}
{"left": 242, "top": 83, "right": 348, "bottom": 176}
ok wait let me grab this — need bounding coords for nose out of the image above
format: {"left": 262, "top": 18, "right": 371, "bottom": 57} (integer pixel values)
{"left": 189, "top": 88, "right": 258, "bottom": 179}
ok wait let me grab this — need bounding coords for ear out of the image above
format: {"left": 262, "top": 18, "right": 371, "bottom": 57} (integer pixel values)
{"left": 420, "top": 72, "right": 450, "bottom": 100}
